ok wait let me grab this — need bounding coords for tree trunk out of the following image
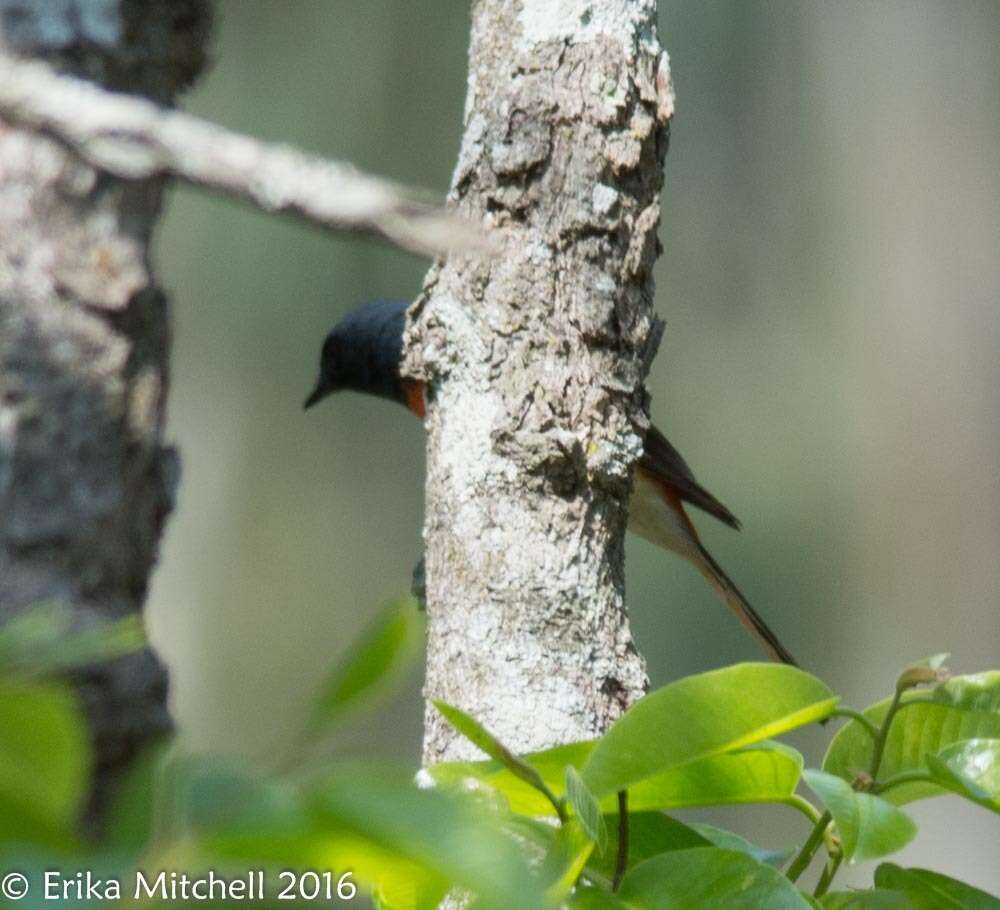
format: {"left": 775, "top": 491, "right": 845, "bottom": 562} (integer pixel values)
{"left": 0, "top": 0, "right": 210, "bottom": 819}
{"left": 405, "top": 0, "right": 674, "bottom": 764}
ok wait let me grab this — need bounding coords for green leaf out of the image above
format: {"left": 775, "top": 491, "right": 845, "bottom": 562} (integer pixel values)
{"left": 310, "top": 599, "right": 422, "bottom": 731}
{"left": 925, "top": 738, "right": 1000, "bottom": 815}
{"left": 430, "top": 740, "right": 591, "bottom": 815}
{"left": 0, "top": 602, "right": 76, "bottom": 670}
{"left": 824, "top": 672, "right": 1000, "bottom": 804}
{"left": 803, "top": 770, "right": 916, "bottom": 863}
{"left": 433, "top": 701, "right": 560, "bottom": 811}
{"left": 565, "top": 766, "right": 607, "bottom": 851}
{"left": 430, "top": 740, "right": 804, "bottom": 817}
{"left": 875, "top": 864, "right": 1000, "bottom": 909}
{"left": 0, "top": 681, "right": 90, "bottom": 839}
{"left": 567, "top": 888, "right": 634, "bottom": 909}
{"left": 628, "top": 742, "right": 804, "bottom": 812}
{"left": 173, "top": 756, "right": 297, "bottom": 834}
{"left": 582, "top": 664, "right": 836, "bottom": 797}
{"left": 481, "top": 815, "right": 590, "bottom": 901}
{"left": 618, "top": 847, "right": 813, "bottom": 908}
{"left": 310, "top": 766, "right": 548, "bottom": 910}
{"left": 546, "top": 820, "right": 596, "bottom": 900}
{"left": 208, "top": 826, "right": 447, "bottom": 910}
{"left": 103, "top": 742, "right": 170, "bottom": 853}
{"left": 928, "top": 672, "right": 1000, "bottom": 713}
{"left": 0, "top": 602, "right": 145, "bottom": 677}
{"left": 691, "top": 823, "right": 795, "bottom": 867}
{"left": 819, "top": 891, "right": 914, "bottom": 909}
{"left": 587, "top": 812, "right": 710, "bottom": 881}
{"left": 206, "top": 766, "right": 544, "bottom": 910}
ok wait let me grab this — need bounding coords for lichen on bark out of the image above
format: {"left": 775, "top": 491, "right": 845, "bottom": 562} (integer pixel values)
{"left": 404, "top": 0, "right": 674, "bottom": 764}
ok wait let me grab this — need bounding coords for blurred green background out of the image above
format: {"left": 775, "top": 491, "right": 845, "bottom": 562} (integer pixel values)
{"left": 149, "top": 0, "right": 1000, "bottom": 893}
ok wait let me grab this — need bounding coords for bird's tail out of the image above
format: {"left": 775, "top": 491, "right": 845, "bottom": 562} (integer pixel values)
{"left": 693, "top": 543, "right": 798, "bottom": 666}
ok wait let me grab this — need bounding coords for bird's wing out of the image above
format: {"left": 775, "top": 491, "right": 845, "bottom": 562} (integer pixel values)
{"left": 639, "top": 424, "right": 742, "bottom": 530}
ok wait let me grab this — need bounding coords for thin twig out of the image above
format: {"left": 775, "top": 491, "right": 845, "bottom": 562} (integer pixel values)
{"left": 0, "top": 54, "right": 490, "bottom": 258}
{"left": 612, "top": 790, "right": 629, "bottom": 891}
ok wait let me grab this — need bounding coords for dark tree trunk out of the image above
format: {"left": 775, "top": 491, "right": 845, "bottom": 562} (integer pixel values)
{"left": 0, "top": 0, "right": 211, "bottom": 820}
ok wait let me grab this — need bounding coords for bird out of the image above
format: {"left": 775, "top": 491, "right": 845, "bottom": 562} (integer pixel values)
{"left": 304, "top": 299, "right": 797, "bottom": 666}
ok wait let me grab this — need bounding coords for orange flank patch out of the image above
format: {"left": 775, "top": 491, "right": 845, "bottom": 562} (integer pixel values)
{"left": 402, "top": 380, "right": 426, "bottom": 418}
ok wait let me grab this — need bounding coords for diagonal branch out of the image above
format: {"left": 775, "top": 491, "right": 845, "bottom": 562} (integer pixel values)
{"left": 0, "top": 53, "right": 486, "bottom": 258}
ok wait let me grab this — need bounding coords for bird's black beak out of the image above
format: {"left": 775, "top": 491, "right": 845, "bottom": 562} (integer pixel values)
{"left": 303, "top": 380, "right": 331, "bottom": 411}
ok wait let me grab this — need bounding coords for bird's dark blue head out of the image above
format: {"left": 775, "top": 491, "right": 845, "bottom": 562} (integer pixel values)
{"left": 304, "top": 299, "right": 410, "bottom": 410}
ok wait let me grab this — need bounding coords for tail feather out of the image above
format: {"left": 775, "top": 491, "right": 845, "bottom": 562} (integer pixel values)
{"left": 694, "top": 543, "right": 798, "bottom": 667}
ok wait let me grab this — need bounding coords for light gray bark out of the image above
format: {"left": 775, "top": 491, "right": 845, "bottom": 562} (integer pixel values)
{"left": 404, "top": 0, "right": 674, "bottom": 764}
{"left": 0, "top": 0, "right": 211, "bottom": 820}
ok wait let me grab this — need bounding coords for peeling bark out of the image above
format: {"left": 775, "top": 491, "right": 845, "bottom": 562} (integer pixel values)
{"left": 0, "top": 0, "right": 211, "bottom": 819}
{"left": 404, "top": 0, "right": 674, "bottom": 764}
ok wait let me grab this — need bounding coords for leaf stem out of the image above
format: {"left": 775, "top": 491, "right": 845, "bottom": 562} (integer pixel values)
{"left": 869, "top": 689, "right": 905, "bottom": 780}
{"left": 612, "top": 790, "right": 629, "bottom": 891}
{"left": 829, "top": 707, "right": 879, "bottom": 742}
{"left": 784, "top": 794, "right": 823, "bottom": 825}
{"left": 785, "top": 810, "right": 831, "bottom": 883}
{"left": 813, "top": 852, "right": 843, "bottom": 898}
{"left": 873, "top": 768, "right": 936, "bottom": 796}
{"left": 550, "top": 793, "right": 569, "bottom": 824}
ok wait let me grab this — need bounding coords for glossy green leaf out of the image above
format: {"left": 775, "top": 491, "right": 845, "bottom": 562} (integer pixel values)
{"left": 628, "top": 742, "right": 803, "bottom": 811}
{"left": 874, "top": 864, "right": 1000, "bottom": 909}
{"left": 582, "top": 664, "right": 836, "bottom": 797}
{"left": 310, "top": 599, "right": 422, "bottom": 730}
{"left": 928, "top": 672, "right": 1000, "bottom": 713}
{"left": 618, "top": 847, "right": 812, "bottom": 908}
{"left": 587, "top": 812, "right": 710, "bottom": 880}
{"left": 0, "top": 681, "right": 90, "bottom": 837}
{"left": 691, "top": 823, "right": 794, "bottom": 867}
{"left": 803, "top": 770, "right": 916, "bottom": 862}
{"left": 925, "top": 739, "right": 1000, "bottom": 815}
{"left": 431, "top": 739, "right": 804, "bottom": 818}
{"left": 429, "top": 740, "right": 592, "bottom": 815}
{"left": 433, "top": 701, "right": 560, "bottom": 811}
{"left": 310, "top": 766, "right": 548, "bottom": 910}
{"left": 819, "top": 891, "right": 913, "bottom": 909}
{"left": 565, "top": 766, "right": 607, "bottom": 851}
{"left": 824, "top": 672, "right": 1000, "bottom": 804}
